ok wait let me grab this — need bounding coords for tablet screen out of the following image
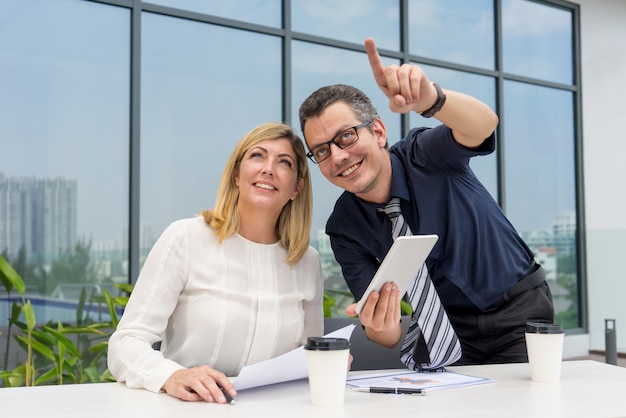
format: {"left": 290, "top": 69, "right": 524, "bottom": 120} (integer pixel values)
{"left": 354, "top": 234, "right": 439, "bottom": 315}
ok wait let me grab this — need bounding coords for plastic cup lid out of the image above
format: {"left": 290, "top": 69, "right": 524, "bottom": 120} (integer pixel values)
{"left": 304, "top": 337, "right": 350, "bottom": 351}
{"left": 525, "top": 322, "right": 565, "bottom": 334}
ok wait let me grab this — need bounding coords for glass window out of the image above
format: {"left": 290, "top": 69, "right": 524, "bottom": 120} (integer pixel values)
{"left": 0, "top": 0, "right": 129, "bottom": 321}
{"left": 145, "top": 0, "right": 281, "bottom": 27}
{"left": 0, "top": 0, "right": 581, "bottom": 338}
{"left": 408, "top": 0, "right": 494, "bottom": 69}
{"left": 502, "top": 0, "right": 573, "bottom": 84}
{"left": 141, "top": 13, "right": 283, "bottom": 258}
{"left": 409, "top": 66, "right": 498, "bottom": 199}
{"left": 503, "top": 80, "right": 578, "bottom": 327}
{"left": 291, "top": 0, "right": 400, "bottom": 51}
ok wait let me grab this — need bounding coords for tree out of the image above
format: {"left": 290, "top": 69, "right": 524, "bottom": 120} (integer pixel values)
{"left": 47, "top": 239, "right": 102, "bottom": 295}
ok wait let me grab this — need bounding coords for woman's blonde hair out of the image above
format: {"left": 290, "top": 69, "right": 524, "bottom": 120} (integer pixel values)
{"left": 202, "top": 122, "right": 313, "bottom": 268}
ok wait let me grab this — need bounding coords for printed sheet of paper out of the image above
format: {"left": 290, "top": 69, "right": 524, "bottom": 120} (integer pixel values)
{"left": 233, "top": 324, "right": 356, "bottom": 390}
{"left": 347, "top": 369, "right": 494, "bottom": 392}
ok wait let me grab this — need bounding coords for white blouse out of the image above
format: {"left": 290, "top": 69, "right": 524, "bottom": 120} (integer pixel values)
{"left": 107, "top": 216, "right": 324, "bottom": 393}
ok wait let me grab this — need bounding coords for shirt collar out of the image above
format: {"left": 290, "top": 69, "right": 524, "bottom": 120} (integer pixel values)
{"left": 390, "top": 153, "right": 411, "bottom": 202}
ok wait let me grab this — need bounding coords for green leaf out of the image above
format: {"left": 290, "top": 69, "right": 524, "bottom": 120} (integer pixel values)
{"left": 85, "top": 340, "right": 108, "bottom": 367}
{"left": 0, "top": 255, "right": 25, "bottom": 295}
{"left": 0, "top": 370, "right": 22, "bottom": 383}
{"left": 400, "top": 299, "right": 413, "bottom": 316}
{"left": 83, "top": 366, "right": 102, "bottom": 383}
{"left": 60, "top": 362, "right": 77, "bottom": 383}
{"left": 10, "top": 301, "right": 22, "bottom": 324}
{"left": 60, "top": 326, "right": 107, "bottom": 336}
{"left": 17, "top": 335, "right": 56, "bottom": 362}
{"left": 102, "top": 290, "right": 119, "bottom": 328}
{"left": 30, "top": 328, "right": 57, "bottom": 346}
{"left": 22, "top": 301, "right": 37, "bottom": 332}
{"left": 35, "top": 367, "right": 60, "bottom": 386}
{"left": 323, "top": 292, "right": 336, "bottom": 317}
{"left": 4, "top": 364, "right": 26, "bottom": 387}
{"left": 113, "top": 296, "right": 130, "bottom": 306}
{"left": 58, "top": 343, "right": 66, "bottom": 367}
{"left": 98, "top": 368, "right": 116, "bottom": 383}
{"left": 323, "top": 300, "right": 332, "bottom": 318}
{"left": 42, "top": 325, "right": 81, "bottom": 358}
{"left": 88, "top": 340, "right": 109, "bottom": 354}
{"left": 115, "top": 282, "right": 134, "bottom": 295}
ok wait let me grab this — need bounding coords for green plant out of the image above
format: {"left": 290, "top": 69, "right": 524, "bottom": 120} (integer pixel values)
{"left": 0, "top": 255, "right": 130, "bottom": 387}
{"left": 323, "top": 288, "right": 413, "bottom": 318}
{"left": 323, "top": 289, "right": 352, "bottom": 317}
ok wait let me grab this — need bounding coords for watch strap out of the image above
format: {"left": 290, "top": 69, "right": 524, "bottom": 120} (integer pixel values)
{"left": 420, "top": 83, "right": 446, "bottom": 118}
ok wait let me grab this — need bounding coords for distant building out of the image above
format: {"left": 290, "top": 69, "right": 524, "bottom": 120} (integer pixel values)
{"left": 534, "top": 246, "right": 557, "bottom": 282}
{"left": 520, "top": 211, "right": 576, "bottom": 261}
{"left": 0, "top": 173, "right": 77, "bottom": 264}
{"left": 553, "top": 212, "right": 576, "bottom": 256}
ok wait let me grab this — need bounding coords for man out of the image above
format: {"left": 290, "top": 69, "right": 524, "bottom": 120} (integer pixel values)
{"left": 299, "top": 38, "right": 554, "bottom": 366}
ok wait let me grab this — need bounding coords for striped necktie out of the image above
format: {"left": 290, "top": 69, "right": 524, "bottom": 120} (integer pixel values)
{"left": 381, "top": 197, "right": 462, "bottom": 371}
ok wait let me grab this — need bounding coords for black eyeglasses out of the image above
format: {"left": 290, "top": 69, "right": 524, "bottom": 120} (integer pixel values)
{"left": 306, "top": 120, "right": 373, "bottom": 164}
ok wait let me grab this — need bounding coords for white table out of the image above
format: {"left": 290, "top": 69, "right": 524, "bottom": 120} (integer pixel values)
{"left": 1, "top": 361, "right": 625, "bottom": 417}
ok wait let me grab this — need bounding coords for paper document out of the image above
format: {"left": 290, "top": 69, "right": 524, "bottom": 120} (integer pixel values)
{"left": 234, "top": 324, "right": 356, "bottom": 390}
{"left": 347, "top": 369, "right": 494, "bottom": 392}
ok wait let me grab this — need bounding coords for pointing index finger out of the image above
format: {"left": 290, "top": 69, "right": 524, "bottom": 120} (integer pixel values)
{"left": 364, "top": 37, "right": 389, "bottom": 94}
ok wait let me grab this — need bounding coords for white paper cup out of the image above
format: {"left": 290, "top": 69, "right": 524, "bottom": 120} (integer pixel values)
{"left": 304, "top": 337, "right": 350, "bottom": 406}
{"left": 525, "top": 322, "right": 565, "bottom": 382}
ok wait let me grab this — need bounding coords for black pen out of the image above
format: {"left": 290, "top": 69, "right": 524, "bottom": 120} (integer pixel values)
{"left": 352, "top": 387, "right": 426, "bottom": 395}
{"left": 218, "top": 384, "right": 236, "bottom": 405}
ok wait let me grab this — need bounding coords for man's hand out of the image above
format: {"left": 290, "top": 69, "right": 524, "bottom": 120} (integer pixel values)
{"left": 162, "top": 365, "right": 236, "bottom": 403}
{"left": 346, "top": 282, "right": 403, "bottom": 348}
{"left": 364, "top": 37, "right": 498, "bottom": 147}
{"left": 364, "top": 37, "right": 437, "bottom": 115}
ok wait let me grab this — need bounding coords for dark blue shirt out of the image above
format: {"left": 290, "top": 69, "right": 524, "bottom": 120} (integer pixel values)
{"left": 326, "top": 125, "right": 535, "bottom": 310}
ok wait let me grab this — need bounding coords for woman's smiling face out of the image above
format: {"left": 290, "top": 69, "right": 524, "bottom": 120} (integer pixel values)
{"left": 235, "top": 138, "right": 303, "bottom": 214}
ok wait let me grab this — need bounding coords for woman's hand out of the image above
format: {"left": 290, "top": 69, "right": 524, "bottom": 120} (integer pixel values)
{"left": 162, "top": 365, "right": 237, "bottom": 403}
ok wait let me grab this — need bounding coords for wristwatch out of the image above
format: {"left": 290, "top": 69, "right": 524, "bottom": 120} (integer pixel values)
{"left": 420, "top": 83, "right": 446, "bottom": 118}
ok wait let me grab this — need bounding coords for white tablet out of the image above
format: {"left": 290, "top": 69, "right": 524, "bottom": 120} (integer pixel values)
{"left": 354, "top": 234, "right": 439, "bottom": 315}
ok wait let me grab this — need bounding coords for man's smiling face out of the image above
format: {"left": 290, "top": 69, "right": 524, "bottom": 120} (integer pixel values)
{"left": 304, "top": 101, "right": 389, "bottom": 202}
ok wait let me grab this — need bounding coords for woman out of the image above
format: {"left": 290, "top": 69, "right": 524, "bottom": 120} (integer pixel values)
{"left": 107, "top": 122, "right": 323, "bottom": 404}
